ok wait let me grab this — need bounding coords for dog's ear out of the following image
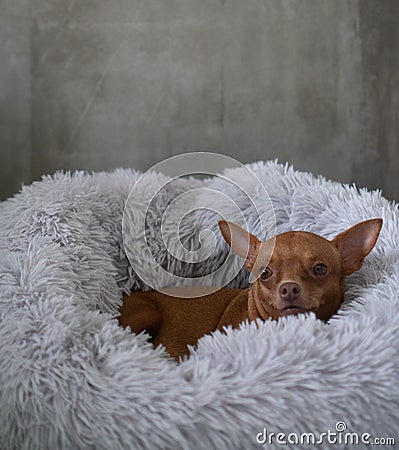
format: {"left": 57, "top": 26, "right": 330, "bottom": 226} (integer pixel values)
{"left": 332, "top": 218, "right": 383, "bottom": 275}
{"left": 218, "top": 221, "right": 260, "bottom": 271}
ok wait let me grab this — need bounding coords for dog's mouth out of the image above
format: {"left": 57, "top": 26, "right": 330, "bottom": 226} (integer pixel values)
{"left": 280, "top": 305, "right": 314, "bottom": 316}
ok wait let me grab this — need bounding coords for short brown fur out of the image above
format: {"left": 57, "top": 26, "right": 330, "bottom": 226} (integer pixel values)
{"left": 119, "top": 219, "right": 382, "bottom": 360}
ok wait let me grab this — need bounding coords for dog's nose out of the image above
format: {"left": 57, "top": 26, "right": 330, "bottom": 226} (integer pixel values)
{"left": 279, "top": 282, "right": 301, "bottom": 302}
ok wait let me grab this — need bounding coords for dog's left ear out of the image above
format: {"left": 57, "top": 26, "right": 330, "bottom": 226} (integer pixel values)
{"left": 218, "top": 220, "right": 260, "bottom": 270}
{"left": 332, "top": 218, "right": 383, "bottom": 275}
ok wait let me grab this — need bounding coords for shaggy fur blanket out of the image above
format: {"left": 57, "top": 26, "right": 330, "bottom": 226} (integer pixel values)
{"left": 0, "top": 161, "right": 398, "bottom": 449}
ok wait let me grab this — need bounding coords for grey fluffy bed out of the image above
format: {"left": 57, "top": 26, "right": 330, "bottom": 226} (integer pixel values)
{"left": 0, "top": 161, "right": 398, "bottom": 449}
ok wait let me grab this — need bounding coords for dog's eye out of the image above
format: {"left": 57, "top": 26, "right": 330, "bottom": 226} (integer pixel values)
{"left": 313, "top": 263, "right": 328, "bottom": 276}
{"left": 261, "top": 267, "right": 273, "bottom": 280}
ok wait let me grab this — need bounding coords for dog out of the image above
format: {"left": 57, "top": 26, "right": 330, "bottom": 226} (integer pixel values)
{"left": 119, "top": 218, "right": 383, "bottom": 360}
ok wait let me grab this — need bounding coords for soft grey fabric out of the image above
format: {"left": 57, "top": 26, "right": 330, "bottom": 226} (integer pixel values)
{"left": 0, "top": 161, "right": 398, "bottom": 449}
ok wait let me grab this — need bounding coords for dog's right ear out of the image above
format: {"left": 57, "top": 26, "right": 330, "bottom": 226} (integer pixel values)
{"left": 332, "top": 218, "right": 383, "bottom": 275}
{"left": 218, "top": 221, "right": 261, "bottom": 270}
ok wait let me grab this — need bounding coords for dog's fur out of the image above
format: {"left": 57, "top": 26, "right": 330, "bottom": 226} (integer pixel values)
{"left": 119, "top": 219, "right": 382, "bottom": 360}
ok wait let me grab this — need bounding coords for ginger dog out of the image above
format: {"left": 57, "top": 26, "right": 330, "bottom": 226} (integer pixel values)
{"left": 119, "top": 219, "right": 382, "bottom": 360}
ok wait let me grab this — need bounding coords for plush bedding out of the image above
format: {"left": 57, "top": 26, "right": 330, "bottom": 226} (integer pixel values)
{"left": 0, "top": 161, "right": 398, "bottom": 449}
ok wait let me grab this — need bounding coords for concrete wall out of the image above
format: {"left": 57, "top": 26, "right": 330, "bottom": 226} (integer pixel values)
{"left": 1, "top": 0, "right": 398, "bottom": 200}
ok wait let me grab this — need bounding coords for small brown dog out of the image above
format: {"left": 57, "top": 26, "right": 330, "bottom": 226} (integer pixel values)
{"left": 119, "top": 218, "right": 382, "bottom": 360}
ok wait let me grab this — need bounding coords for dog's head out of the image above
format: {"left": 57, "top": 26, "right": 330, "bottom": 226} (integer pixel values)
{"left": 219, "top": 219, "right": 382, "bottom": 321}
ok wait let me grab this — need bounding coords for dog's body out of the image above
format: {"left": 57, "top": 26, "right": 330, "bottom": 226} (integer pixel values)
{"left": 119, "top": 219, "right": 382, "bottom": 360}
{"left": 119, "top": 287, "right": 247, "bottom": 358}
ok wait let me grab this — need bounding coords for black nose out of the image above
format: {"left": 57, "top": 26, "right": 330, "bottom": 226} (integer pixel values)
{"left": 279, "top": 282, "right": 301, "bottom": 302}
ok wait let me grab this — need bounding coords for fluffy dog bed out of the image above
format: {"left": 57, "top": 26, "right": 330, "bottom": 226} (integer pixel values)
{"left": 0, "top": 161, "right": 398, "bottom": 449}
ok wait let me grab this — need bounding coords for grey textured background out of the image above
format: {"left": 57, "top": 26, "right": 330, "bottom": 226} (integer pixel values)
{"left": 1, "top": 0, "right": 398, "bottom": 201}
